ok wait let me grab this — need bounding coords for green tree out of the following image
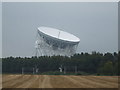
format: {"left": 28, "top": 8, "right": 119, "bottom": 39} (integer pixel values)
{"left": 99, "top": 61, "right": 114, "bottom": 75}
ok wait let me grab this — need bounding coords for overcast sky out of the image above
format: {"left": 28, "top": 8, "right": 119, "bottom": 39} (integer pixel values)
{"left": 2, "top": 2, "right": 118, "bottom": 57}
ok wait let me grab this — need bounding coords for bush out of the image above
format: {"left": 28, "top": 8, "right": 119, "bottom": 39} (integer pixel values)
{"left": 76, "top": 71, "right": 90, "bottom": 75}
{"left": 41, "top": 71, "right": 64, "bottom": 75}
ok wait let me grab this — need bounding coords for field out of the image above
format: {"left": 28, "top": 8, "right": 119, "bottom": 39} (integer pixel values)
{"left": 2, "top": 74, "right": 118, "bottom": 88}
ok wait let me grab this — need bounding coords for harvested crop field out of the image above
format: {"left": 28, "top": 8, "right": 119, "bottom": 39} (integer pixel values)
{"left": 2, "top": 74, "right": 119, "bottom": 88}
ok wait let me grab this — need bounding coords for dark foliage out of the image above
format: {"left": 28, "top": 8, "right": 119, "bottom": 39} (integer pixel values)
{"left": 2, "top": 51, "right": 119, "bottom": 75}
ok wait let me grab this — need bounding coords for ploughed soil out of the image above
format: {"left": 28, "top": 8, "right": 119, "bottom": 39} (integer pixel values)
{"left": 2, "top": 74, "right": 118, "bottom": 88}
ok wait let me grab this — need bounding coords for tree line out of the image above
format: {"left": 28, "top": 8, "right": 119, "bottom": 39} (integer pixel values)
{"left": 2, "top": 51, "right": 120, "bottom": 75}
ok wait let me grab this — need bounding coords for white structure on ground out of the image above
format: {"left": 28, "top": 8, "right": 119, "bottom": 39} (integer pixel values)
{"left": 35, "top": 27, "right": 80, "bottom": 57}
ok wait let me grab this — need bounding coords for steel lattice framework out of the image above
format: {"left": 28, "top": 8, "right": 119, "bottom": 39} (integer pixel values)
{"left": 35, "top": 27, "right": 80, "bottom": 57}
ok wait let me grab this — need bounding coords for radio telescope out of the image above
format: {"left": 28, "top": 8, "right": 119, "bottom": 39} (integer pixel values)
{"left": 35, "top": 27, "right": 80, "bottom": 57}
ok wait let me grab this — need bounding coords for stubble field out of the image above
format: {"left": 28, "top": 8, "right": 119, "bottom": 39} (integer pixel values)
{"left": 2, "top": 74, "right": 119, "bottom": 88}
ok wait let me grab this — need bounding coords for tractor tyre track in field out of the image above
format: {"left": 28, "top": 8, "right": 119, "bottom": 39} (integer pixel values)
{"left": 2, "top": 75, "right": 24, "bottom": 84}
{"left": 17, "top": 75, "right": 39, "bottom": 88}
{"left": 41, "top": 75, "right": 52, "bottom": 88}
{"left": 63, "top": 75, "right": 94, "bottom": 88}
{"left": 68, "top": 76, "right": 118, "bottom": 88}
{"left": 79, "top": 76, "right": 118, "bottom": 87}
{"left": 3, "top": 75, "right": 32, "bottom": 88}
{"left": 2, "top": 75, "right": 119, "bottom": 88}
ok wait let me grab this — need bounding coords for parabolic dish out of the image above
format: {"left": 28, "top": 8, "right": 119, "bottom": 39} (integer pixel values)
{"left": 38, "top": 27, "right": 80, "bottom": 43}
{"left": 36, "top": 26, "right": 80, "bottom": 56}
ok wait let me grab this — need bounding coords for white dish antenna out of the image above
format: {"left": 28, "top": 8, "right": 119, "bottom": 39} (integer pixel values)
{"left": 35, "top": 26, "right": 80, "bottom": 57}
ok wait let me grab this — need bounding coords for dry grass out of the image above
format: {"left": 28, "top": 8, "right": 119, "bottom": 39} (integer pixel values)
{"left": 2, "top": 74, "right": 119, "bottom": 88}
